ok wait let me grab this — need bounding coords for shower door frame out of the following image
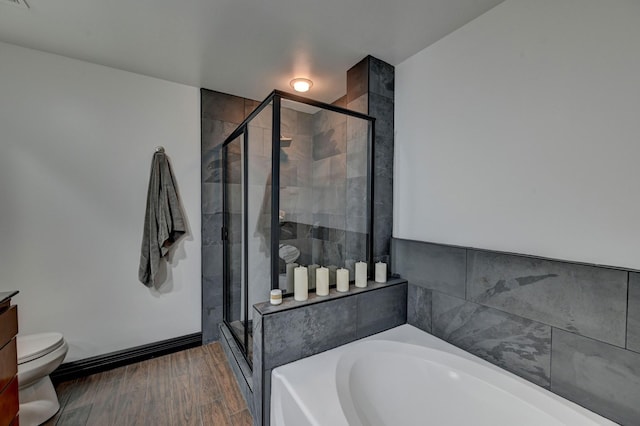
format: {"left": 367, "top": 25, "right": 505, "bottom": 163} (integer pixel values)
{"left": 222, "top": 124, "right": 251, "bottom": 367}
{"left": 221, "top": 90, "right": 376, "bottom": 367}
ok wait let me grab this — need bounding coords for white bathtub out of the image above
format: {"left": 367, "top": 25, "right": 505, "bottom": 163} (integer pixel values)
{"left": 271, "top": 324, "right": 616, "bottom": 426}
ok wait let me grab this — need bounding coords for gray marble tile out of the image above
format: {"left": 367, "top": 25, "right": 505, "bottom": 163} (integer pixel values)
{"left": 252, "top": 310, "right": 263, "bottom": 426}
{"left": 202, "top": 213, "right": 223, "bottom": 246}
{"left": 297, "top": 111, "right": 313, "bottom": 136}
{"left": 202, "top": 245, "right": 223, "bottom": 279}
{"left": 345, "top": 229, "right": 367, "bottom": 261}
{"left": 202, "top": 276, "right": 223, "bottom": 308}
{"left": 391, "top": 239, "right": 466, "bottom": 298}
{"left": 374, "top": 134, "right": 394, "bottom": 181}
{"left": 356, "top": 283, "right": 407, "bottom": 338}
{"left": 262, "top": 296, "right": 357, "bottom": 369}
{"left": 280, "top": 106, "right": 298, "bottom": 137}
{"left": 373, "top": 214, "right": 392, "bottom": 258}
{"left": 262, "top": 368, "right": 272, "bottom": 426}
{"left": 202, "top": 118, "right": 237, "bottom": 153}
{"left": 346, "top": 176, "right": 368, "bottom": 218}
{"left": 369, "top": 92, "right": 394, "bottom": 137}
{"left": 467, "top": 250, "right": 628, "bottom": 347}
{"left": 201, "top": 183, "right": 221, "bottom": 214}
{"left": 347, "top": 57, "right": 369, "bottom": 103}
{"left": 202, "top": 305, "right": 222, "bottom": 343}
{"left": 301, "top": 297, "right": 358, "bottom": 357}
{"left": 551, "top": 328, "right": 640, "bottom": 425}
{"left": 369, "top": 57, "right": 394, "bottom": 99}
{"left": 628, "top": 273, "right": 640, "bottom": 353}
{"left": 407, "top": 284, "right": 432, "bottom": 333}
{"left": 433, "top": 292, "right": 551, "bottom": 387}
{"left": 312, "top": 121, "right": 346, "bottom": 161}
{"left": 202, "top": 89, "right": 246, "bottom": 124}
{"left": 347, "top": 150, "right": 367, "bottom": 179}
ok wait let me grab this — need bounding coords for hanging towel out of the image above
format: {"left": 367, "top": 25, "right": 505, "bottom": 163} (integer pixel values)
{"left": 138, "top": 150, "right": 186, "bottom": 286}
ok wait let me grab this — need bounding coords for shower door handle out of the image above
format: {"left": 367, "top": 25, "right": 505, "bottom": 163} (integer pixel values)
{"left": 221, "top": 226, "right": 228, "bottom": 241}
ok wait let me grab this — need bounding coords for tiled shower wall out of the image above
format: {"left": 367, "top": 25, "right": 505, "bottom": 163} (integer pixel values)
{"left": 393, "top": 237, "right": 640, "bottom": 425}
{"left": 202, "top": 89, "right": 257, "bottom": 343}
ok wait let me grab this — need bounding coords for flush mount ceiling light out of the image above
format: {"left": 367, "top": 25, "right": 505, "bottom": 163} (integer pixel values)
{"left": 290, "top": 78, "right": 313, "bottom": 93}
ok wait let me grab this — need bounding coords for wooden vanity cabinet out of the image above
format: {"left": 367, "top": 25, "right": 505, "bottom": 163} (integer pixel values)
{"left": 0, "top": 295, "right": 19, "bottom": 426}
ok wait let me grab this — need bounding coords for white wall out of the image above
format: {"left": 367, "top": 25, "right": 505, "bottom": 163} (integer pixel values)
{"left": 0, "top": 42, "right": 201, "bottom": 361}
{"left": 395, "top": 0, "right": 640, "bottom": 270}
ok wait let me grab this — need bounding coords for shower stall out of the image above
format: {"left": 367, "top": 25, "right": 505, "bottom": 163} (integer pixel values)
{"left": 221, "top": 90, "right": 375, "bottom": 365}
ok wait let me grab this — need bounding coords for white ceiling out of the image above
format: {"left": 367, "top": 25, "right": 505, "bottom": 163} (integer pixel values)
{"left": 0, "top": 0, "right": 504, "bottom": 103}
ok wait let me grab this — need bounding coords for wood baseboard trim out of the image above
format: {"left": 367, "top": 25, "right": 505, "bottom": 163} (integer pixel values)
{"left": 51, "top": 332, "right": 202, "bottom": 383}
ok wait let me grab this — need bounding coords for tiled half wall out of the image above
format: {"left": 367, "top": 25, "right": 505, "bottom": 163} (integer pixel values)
{"left": 393, "top": 237, "right": 640, "bottom": 425}
{"left": 252, "top": 279, "right": 407, "bottom": 426}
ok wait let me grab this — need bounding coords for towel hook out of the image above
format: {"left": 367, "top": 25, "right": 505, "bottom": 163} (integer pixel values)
{"left": 155, "top": 146, "right": 165, "bottom": 153}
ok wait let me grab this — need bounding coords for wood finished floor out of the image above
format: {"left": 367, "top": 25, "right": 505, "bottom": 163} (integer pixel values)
{"left": 44, "top": 343, "right": 253, "bottom": 426}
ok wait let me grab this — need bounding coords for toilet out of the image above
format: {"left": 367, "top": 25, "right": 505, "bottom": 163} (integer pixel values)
{"left": 17, "top": 332, "right": 69, "bottom": 426}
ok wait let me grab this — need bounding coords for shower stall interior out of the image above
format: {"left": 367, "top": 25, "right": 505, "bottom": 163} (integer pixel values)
{"left": 221, "top": 90, "right": 375, "bottom": 365}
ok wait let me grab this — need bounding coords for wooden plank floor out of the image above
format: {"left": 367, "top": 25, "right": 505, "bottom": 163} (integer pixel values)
{"left": 44, "top": 342, "right": 253, "bottom": 426}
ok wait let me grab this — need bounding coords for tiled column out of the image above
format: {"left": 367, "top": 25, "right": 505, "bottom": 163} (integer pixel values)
{"left": 201, "top": 89, "right": 257, "bottom": 343}
{"left": 346, "top": 56, "right": 394, "bottom": 263}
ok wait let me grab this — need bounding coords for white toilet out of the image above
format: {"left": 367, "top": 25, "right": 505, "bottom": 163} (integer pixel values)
{"left": 17, "top": 332, "right": 69, "bottom": 426}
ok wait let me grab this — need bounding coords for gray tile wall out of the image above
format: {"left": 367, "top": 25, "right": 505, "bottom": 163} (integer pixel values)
{"left": 628, "top": 272, "right": 640, "bottom": 353}
{"left": 253, "top": 280, "right": 407, "bottom": 425}
{"left": 202, "top": 89, "right": 257, "bottom": 343}
{"left": 346, "top": 56, "right": 394, "bottom": 264}
{"left": 394, "top": 237, "right": 638, "bottom": 425}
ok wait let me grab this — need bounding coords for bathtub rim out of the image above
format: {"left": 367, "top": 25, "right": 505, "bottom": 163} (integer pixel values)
{"left": 270, "top": 324, "right": 617, "bottom": 426}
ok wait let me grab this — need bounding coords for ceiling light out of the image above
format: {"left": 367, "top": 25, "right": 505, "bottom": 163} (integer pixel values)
{"left": 290, "top": 78, "right": 313, "bottom": 93}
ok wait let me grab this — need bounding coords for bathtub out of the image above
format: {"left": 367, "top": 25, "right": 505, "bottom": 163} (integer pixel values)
{"left": 271, "top": 324, "right": 616, "bottom": 426}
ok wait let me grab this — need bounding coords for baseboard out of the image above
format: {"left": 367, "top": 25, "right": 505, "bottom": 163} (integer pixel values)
{"left": 51, "top": 332, "right": 202, "bottom": 383}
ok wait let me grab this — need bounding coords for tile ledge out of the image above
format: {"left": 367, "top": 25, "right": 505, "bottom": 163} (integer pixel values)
{"left": 253, "top": 277, "right": 407, "bottom": 316}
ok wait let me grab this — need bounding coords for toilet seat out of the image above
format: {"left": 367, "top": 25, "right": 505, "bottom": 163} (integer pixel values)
{"left": 17, "top": 332, "right": 65, "bottom": 364}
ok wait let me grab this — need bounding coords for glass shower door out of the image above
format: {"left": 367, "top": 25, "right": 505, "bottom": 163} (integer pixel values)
{"left": 223, "top": 133, "right": 247, "bottom": 355}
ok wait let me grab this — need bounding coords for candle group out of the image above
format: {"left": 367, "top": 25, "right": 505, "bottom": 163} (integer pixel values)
{"left": 290, "top": 260, "right": 388, "bottom": 301}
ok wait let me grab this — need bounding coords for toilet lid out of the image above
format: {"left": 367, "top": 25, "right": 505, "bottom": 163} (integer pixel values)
{"left": 17, "top": 332, "right": 65, "bottom": 364}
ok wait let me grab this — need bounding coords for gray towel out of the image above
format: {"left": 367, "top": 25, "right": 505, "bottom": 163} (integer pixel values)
{"left": 138, "top": 151, "right": 186, "bottom": 286}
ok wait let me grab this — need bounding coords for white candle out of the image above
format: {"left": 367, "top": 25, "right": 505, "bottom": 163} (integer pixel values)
{"left": 294, "top": 266, "right": 308, "bottom": 301}
{"left": 375, "top": 262, "right": 387, "bottom": 283}
{"left": 336, "top": 268, "right": 349, "bottom": 292}
{"left": 316, "top": 267, "right": 329, "bottom": 296}
{"left": 286, "top": 262, "right": 298, "bottom": 293}
{"left": 355, "top": 261, "right": 367, "bottom": 288}
{"left": 270, "top": 289, "right": 282, "bottom": 305}
{"left": 308, "top": 264, "right": 319, "bottom": 290}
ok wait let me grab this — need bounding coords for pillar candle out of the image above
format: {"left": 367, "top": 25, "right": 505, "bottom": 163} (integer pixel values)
{"left": 285, "top": 262, "right": 299, "bottom": 293}
{"left": 294, "top": 266, "right": 308, "bottom": 301}
{"left": 270, "top": 289, "right": 282, "bottom": 305}
{"left": 327, "top": 265, "right": 338, "bottom": 286}
{"left": 375, "top": 262, "right": 387, "bottom": 283}
{"left": 336, "top": 268, "right": 349, "bottom": 292}
{"left": 308, "top": 264, "right": 319, "bottom": 290}
{"left": 316, "top": 267, "right": 329, "bottom": 296}
{"left": 355, "top": 261, "right": 367, "bottom": 288}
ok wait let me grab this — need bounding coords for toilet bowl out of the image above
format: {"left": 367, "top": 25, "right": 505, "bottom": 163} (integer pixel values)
{"left": 17, "top": 332, "right": 69, "bottom": 426}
